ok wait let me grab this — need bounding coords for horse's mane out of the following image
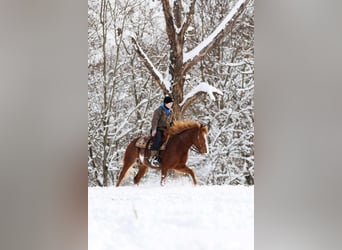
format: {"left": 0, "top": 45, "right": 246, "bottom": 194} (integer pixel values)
{"left": 165, "top": 120, "right": 200, "bottom": 136}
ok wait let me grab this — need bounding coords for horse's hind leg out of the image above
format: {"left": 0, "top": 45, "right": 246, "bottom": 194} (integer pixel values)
{"left": 175, "top": 165, "right": 197, "bottom": 185}
{"left": 134, "top": 164, "right": 148, "bottom": 185}
{"left": 116, "top": 144, "right": 138, "bottom": 187}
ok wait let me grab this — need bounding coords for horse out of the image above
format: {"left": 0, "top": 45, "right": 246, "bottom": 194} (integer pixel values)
{"left": 116, "top": 120, "right": 209, "bottom": 186}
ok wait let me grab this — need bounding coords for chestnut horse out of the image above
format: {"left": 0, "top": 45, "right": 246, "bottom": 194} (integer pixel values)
{"left": 116, "top": 120, "right": 209, "bottom": 186}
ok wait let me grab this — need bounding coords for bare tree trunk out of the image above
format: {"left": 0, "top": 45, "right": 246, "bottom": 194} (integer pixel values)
{"left": 132, "top": 0, "right": 251, "bottom": 120}
{"left": 98, "top": 0, "right": 134, "bottom": 186}
{"left": 100, "top": 0, "right": 109, "bottom": 186}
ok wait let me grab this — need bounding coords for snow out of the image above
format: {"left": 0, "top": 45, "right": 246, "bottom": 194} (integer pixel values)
{"left": 226, "top": 61, "right": 247, "bottom": 67}
{"left": 89, "top": 184, "right": 254, "bottom": 250}
{"left": 180, "top": 82, "right": 223, "bottom": 106}
{"left": 163, "top": 71, "right": 172, "bottom": 91}
{"left": 183, "top": 0, "right": 247, "bottom": 63}
{"left": 175, "top": 23, "right": 183, "bottom": 34}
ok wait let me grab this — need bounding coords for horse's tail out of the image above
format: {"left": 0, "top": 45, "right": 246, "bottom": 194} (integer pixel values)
{"left": 116, "top": 137, "right": 139, "bottom": 187}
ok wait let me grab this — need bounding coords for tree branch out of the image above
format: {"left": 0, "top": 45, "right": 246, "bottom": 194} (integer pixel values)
{"left": 180, "top": 82, "right": 223, "bottom": 115}
{"left": 182, "top": 0, "right": 251, "bottom": 74}
{"left": 131, "top": 36, "right": 169, "bottom": 95}
{"left": 180, "top": 91, "right": 205, "bottom": 115}
{"left": 161, "top": 0, "right": 176, "bottom": 42}
{"left": 180, "top": 0, "right": 196, "bottom": 36}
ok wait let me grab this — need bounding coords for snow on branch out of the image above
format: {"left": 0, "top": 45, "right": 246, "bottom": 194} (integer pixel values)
{"left": 225, "top": 61, "right": 246, "bottom": 67}
{"left": 179, "top": 0, "right": 196, "bottom": 36}
{"left": 183, "top": 0, "right": 250, "bottom": 65}
{"left": 180, "top": 82, "right": 223, "bottom": 112}
{"left": 131, "top": 35, "right": 171, "bottom": 94}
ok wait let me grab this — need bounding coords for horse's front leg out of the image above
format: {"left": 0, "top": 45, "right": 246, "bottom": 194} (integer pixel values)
{"left": 175, "top": 164, "right": 197, "bottom": 185}
{"left": 160, "top": 167, "right": 168, "bottom": 186}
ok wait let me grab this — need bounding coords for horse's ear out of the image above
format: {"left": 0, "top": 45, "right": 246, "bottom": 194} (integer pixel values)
{"left": 200, "top": 123, "right": 208, "bottom": 128}
{"left": 200, "top": 123, "right": 209, "bottom": 132}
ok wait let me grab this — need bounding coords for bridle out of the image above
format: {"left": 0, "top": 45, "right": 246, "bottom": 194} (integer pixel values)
{"left": 190, "top": 131, "right": 205, "bottom": 154}
{"left": 177, "top": 126, "right": 206, "bottom": 154}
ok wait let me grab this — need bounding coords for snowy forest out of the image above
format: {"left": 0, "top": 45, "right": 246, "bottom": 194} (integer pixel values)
{"left": 88, "top": 0, "right": 254, "bottom": 187}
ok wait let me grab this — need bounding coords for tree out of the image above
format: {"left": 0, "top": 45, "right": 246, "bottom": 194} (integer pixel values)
{"left": 88, "top": 0, "right": 137, "bottom": 186}
{"left": 88, "top": 0, "right": 255, "bottom": 186}
{"left": 131, "top": 0, "right": 252, "bottom": 119}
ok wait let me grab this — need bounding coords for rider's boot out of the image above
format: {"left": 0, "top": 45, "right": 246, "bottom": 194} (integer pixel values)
{"left": 149, "top": 150, "right": 160, "bottom": 166}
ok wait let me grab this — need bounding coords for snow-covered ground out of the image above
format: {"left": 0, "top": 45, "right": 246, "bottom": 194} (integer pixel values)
{"left": 89, "top": 183, "right": 254, "bottom": 250}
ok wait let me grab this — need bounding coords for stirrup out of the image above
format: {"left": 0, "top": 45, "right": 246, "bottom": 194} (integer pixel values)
{"left": 149, "top": 157, "right": 160, "bottom": 166}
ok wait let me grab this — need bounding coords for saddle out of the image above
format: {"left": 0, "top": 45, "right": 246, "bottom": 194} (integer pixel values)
{"left": 135, "top": 136, "right": 168, "bottom": 150}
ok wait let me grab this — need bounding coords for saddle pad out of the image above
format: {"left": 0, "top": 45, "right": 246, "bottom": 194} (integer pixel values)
{"left": 135, "top": 136, "right": 167, "bottom": 150}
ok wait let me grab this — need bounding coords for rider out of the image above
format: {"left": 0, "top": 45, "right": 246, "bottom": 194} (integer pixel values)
{"left": 149, "top": 96, "right": 174, "bottom": 166}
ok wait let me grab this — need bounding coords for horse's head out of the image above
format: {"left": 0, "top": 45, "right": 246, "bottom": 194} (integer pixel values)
{"left": 192, "top": 124, "right": 209, "bottom": 154}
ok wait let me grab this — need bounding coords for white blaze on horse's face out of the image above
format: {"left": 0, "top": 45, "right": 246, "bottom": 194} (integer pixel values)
{"left": 203, "top": 131, "right": 209, "bottom": 154}
{"left": 198, "top": 124, "right": 209, "bottom": 154}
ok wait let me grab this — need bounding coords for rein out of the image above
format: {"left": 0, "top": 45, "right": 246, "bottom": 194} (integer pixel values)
{"left": 190, "top": 145, "right": 201, "bottom": 153}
